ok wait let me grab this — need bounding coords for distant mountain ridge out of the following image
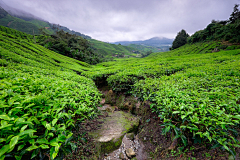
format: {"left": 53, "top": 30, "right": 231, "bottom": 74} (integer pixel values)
{"left": 112, "top": 37, "right": 173, "bottom": 47}
{"left": 112, "top": 37, "right": 173, "bottom": 52}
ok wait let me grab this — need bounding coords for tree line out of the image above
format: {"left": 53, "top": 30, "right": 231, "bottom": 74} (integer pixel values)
{"left": 171, "top": 4, "right": 240, "bottom": 50}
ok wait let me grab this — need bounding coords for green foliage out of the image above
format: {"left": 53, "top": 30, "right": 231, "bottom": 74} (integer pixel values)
{"left": 171, "top": 29, "right": 189, "bottom": 50}
{"left": 89, "top": 39, "right": 139, "bottom": 58}
{"left": 37, "top": 29, "right": 103, "bottom": 64}
{"left": 0, "top": 7, "right": 8, "bottom": 18}
{"left": 0, "top": 27, "right": 102, "bottom": 159}
{"left": 141, "top": 50, "right": 153, "bottom": 58}
{"left": 127, "top": 44, "right": 168, "bottom": 53}
{"left": 229, "top": 4, "right": 240, "bottom": 24}
{"left": 0, "top": 68, "right": 101, "bottom": 159}
{"left": 0, "top": 15, "right": 41, "bottom": 35}
{"left": 188, "top": 4, "right": 240, "bottom": 43}
{"left": 84, "top": 41, "right": 240, "bottom": 157}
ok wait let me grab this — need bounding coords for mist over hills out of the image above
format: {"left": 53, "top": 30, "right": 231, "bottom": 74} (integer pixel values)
{"left": 0, "top": 1, "right": 91, "bottom": 38}
{"left": 0, "top": 0, "right": 44, "bottom": 21}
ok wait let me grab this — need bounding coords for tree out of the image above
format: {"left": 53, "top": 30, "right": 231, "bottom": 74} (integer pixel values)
{"left": 229, "top": 4, "right": 240, "bottom": 24}
{"left": 171, "top": 29, "right": 189, "bottom": 50}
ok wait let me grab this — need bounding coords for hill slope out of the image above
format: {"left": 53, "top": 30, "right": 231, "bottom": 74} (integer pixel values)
{"left": 0, "top": 26, "right": 102, "bottom": 159}
{"left": 0, "top": 2, "right": 90, "bottom": 38}
{"left": 0, "top": 6, "right": 140, "bottom": 59}
{"left": 90, "top": 39, "right": 140, "bottom": 58}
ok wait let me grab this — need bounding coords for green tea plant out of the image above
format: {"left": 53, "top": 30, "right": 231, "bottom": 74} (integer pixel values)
{"left": 0, "top": 68, "right": 101, "bottom": 159}
{"left": 132, "top": 50, "right": 240, "bottom": 157}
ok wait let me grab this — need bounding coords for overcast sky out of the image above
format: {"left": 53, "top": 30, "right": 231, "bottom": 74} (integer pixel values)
{"left": 2, "top": 0, "right": 240, "bottom": 42}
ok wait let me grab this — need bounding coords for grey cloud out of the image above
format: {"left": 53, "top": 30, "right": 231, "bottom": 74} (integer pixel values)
{"left": 2, "top": 0, "right": 239, "bottom": 42}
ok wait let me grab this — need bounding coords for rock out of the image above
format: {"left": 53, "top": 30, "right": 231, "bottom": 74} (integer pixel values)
{"left": 98, "top": 104, "right": 115, "bottom": 113}
{"left": 126, "top": 148, "right": 136, "bottom": 158}
{"left": 89, "top": 111, "right": 140, "bottom": 154}
{"left": 126, "top": 133, "right": 134, "bottom": 141}
{"left": 100, "top": 98, "right": 105, "bottom": 104}
{"left": 119, "top": 152, "right": 125, "bottom": 159}
{"left": 106, "top": 107, "right": 114, "bottom": 113}
{"left": 124, "top": 102, "right": 131, "bottom": 110}
{"left": 86, "top": 126, "right": 91, "bottom": 131}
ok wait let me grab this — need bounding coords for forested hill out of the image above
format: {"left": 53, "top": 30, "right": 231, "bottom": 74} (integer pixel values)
{"left": 0, "top": 1, "right": 90, "bottom": 38}
{"left": 0, "top": 26, "right": 140, "bottom": 64}
{"left": 0, "top": 4, "right": 142, "bottom": 62}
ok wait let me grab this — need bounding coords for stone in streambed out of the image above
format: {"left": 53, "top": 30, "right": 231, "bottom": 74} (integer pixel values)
{"left": 126, "top": 148, "right": 136, "bottom": 158}
{"left": 89, "top": 111, "right": 139, "bottom": 154}
{"left": 98, "top": 104, "right": 115, "bottom": 113}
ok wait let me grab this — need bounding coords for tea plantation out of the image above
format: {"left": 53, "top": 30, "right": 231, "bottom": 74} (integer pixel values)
{"left": 84, "top": 41, "right": 240, "bottom": 158}
{"left": 0, "top": 26, "right": 240, "bottom": 159}
{"left": 0, "top": 26, "right": 101, "bottom": 160}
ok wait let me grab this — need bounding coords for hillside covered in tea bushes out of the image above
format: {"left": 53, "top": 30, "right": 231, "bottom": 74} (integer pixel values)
{"left": 0, "top": 25, "right": 102, "bottom": 160}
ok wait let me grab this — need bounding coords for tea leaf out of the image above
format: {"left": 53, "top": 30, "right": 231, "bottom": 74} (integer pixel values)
{"left": 0, "top": 144, "right": 9, "bottom": 158}
{"left": 10, "top": 136, "right": 19, "bottom": 149}
{"left": 26, "top": 145, "right": 38, "bottom": 151}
